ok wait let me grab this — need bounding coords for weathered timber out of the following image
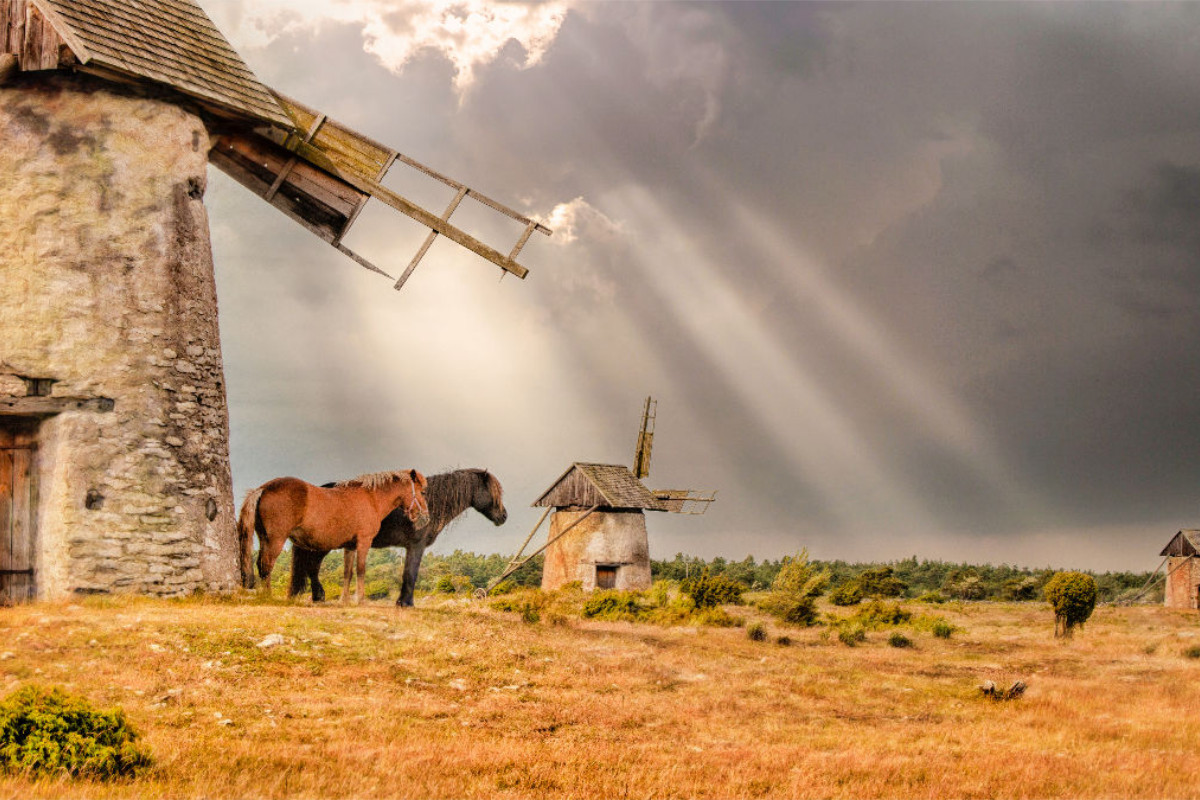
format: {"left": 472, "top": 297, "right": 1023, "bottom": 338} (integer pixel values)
{"left": 0, "top": 396, "right": 114, "bottom": 416}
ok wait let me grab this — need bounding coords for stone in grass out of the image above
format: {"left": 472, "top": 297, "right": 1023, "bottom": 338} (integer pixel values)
{"left": 256, "top": 634, "right": 285, "bottom": 649}
{"left": 0, "top": 685, "right": 152, "bottom": 779}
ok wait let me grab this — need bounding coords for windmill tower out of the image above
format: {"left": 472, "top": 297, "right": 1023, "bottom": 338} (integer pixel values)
{"left": 0, "top": 0, "right": 550, "bottom": 602}
{"left": 533, "top": 397, "right": 715, "bottom": 592}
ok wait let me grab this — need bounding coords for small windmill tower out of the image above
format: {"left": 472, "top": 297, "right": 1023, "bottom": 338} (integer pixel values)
{"left": 533, "top": 397, "right": 715, "bottom": 592}
{"left": 0, "top": 0, "right": 550, "bottom": 602}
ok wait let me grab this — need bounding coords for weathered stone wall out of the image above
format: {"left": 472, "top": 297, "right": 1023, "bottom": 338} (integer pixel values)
{"left": 541, "top": 509, "right": 652, "bottom": 592}
{"left": 1164, "top": 556, "right": 1200, "bottom": 610}
{"left": 0, "top": 75, "right": 237, "bottom": 598}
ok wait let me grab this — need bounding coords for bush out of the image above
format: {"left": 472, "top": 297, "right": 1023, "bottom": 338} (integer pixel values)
{"left": 1183, "top": 645, "right": 1200, "bottom": 660}
{"left": 0, "top": 685, "right": 152, "bottom": 779}
{"left": 582, "top": 590, "right": 645, "bottom": 622}
{"left": 917, "top": 591, "right": 947, "bottom": 604}
{"left": 746, "top": 622, "right": 767, "bottom": 642}
{"left": 680, "top": 570, "right": 745, "bottom": 608}
{"left": 856, "top": 567, "right": 907, "bottom": 598}
{"left": 759, "top": 550, "right": 829, "bottom": 627}
{"left": 837, "top": 624, "right": 866, "bottom": 647}
{"left": 850, "top": 600, "right": 912, "bottom": 629}
{"left": 490, "top": 580, "right": 518, "bottom": 596}
{"left": 775, "top": 635, "right": 792, "bottom": 647}
{"left": 888, "top": 632, "right": 913, "bottom": 648}
{"left": 1043, "top": 571, "right": 1097, "bottom": 638}
{"left": 828, "top": 581, "right": 864, "bottom": 606}
{"left": 931, "top": 620, "right": 954, "bottom": 639}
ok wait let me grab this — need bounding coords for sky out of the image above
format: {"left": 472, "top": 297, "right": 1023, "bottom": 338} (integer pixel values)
{"left": 199, "top": 1, "right": 1200, "bottom": 572}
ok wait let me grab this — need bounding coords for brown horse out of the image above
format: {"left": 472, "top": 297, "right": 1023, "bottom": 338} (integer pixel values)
{"left": 289, "top": 468, "right": 507, "bottom": 606}
{"left": 238, "top": 469, "right": 430, "bottom": 603}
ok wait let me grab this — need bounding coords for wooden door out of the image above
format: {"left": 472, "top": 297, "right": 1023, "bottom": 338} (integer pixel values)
{"left": 596, "top": 565, "right": 617, "bottom": 590}
{"left": 0, "top": 419, "right": 37, "bottom": 604}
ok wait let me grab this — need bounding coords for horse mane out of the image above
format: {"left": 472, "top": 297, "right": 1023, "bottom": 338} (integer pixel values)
{"left": 336, "top": 470, "right": 412, "bottom": 491}
{"left": 425, "top": 468, "right": 497, "bottom": 530}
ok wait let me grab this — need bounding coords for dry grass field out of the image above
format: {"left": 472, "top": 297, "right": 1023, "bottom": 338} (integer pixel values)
{"left": 1, "top": 592, "right": 1198, "bottom": 799}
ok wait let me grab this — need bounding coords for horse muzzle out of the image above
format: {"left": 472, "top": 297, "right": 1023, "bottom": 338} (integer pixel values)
{"left": 412, "top": 510, "right": 431, "bottom": 529}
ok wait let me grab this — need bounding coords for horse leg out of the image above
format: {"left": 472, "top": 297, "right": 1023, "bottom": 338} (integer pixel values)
{"left": 341, "top": 547, "right": 354, "bottom": 605}
{"left": 288, "top": 547, "right": 311, "bottom": 599}
{"left": 356, "top": 539, "right": 370, "bottom": 604}
{"left": 309, "top": 551, "right": 327, "bottom": 603}
{"left": 256, "top": 534, "right": 284, "bottom": 595}
{"left": 398, "top": 542, "right": 426, "bottom": 607}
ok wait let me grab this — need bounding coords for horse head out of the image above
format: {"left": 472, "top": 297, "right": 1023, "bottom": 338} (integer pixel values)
{"left": 404, "top": 468, "right": 431, "bottom": 529}
{"left": 472, "top": 469, "right": 507, "bottom": 526}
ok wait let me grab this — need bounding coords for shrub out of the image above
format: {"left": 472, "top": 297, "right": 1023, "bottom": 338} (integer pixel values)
{"left": 851, "top": 600, "right": 912, "bottom": 629}
{"left": 917, "top": 591, "right": 947, "bottom": 604}
{"left": 888, "top": 632, "right": 913, "bottom": 648}
{"left": 931, "top": 620, "right": 954, "bottom": 639}
{"left": 648, "top": 580, "right": 672, "bottom": 608}
{"left": 680, "top": 570, "right": 745, "bottom": 608}
{"left": 828, "top": 581, "right": 864, "bottom": 606}
{"left": 746, "top": 622, "right": 767, "bottom": 642}
{"left": 0, "top": 685, "right": 152, "bottom": 779}
{"left": 1043, "top": 571, "right": 1097, "bottom": 638}
{"left": 490, "top": 580, "right": 517, "bottom": 596}
{"left": 837, "top": 624, "right": 866, "bottom": 647}
{"left": 775, "top": 635, "right": 792, "bottom": 647}
{"left": 759, "top": 550, "right": 829, "bottom": 627}
{"left": 582, "top": 590, "right": 646, "bottom": 622}
{"left": 856, "top": 567, "right": 907, "bottom": 598}
{"left": 434, "top": 575, "right": 456, "bottom": 594}
{"left": 1183, "top": 645, "right": 1200, "bottom": 660}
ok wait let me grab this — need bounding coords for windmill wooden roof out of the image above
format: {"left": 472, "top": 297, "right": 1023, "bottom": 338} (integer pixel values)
{"left": 533, "top": 463, "right": 666, "bottom": 511}
{"left": 17, "top": 0, "right": 290, "bottom": 126}
{"left": 1160, "top": 530, "right": 1200, "bottom": 558}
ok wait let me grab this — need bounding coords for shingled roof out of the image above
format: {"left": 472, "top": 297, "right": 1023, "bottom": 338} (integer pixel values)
{"left": 533, "top": 463, "right": 666, "bottom": 511}
{"left": 29, "top": 0, "right": 289, "bottom": 126}
{"left": 1160, "top": 530, "right": 1200, "bottom": 558}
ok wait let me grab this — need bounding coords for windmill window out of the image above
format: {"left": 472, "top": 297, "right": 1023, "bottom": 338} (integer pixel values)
{"left": 596, "top": 565, "right": 618, "bottom": 590}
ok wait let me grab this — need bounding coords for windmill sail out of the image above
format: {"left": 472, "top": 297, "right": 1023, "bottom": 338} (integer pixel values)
{"left": 209, "top": 92, "right": 551, "bottom": 287}
{"left": 632, "top": 396, "right": 656, "bottom": 479}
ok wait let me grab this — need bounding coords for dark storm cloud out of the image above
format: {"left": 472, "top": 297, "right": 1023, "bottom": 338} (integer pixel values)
{"left": 207, "top": 1, "right": 1200, "bottom": 569}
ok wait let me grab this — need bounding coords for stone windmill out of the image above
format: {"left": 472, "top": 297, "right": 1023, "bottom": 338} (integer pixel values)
{"left": 530, "top": 397, "right": 715, "bottom": 592}
{"left": 0, "top": 0, "right": 550, "bottom": 602}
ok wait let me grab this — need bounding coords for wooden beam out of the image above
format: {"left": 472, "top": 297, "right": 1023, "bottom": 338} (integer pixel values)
{"left": 0, "top": 396, "right": 114, "bottom": 416}
{"left": 282, "top": 138, "right": 532, "bottom": 281}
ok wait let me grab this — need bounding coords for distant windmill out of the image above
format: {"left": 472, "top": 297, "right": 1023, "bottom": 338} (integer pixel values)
{"left": 487, "top": 397, "right": 716, "bottom": 594}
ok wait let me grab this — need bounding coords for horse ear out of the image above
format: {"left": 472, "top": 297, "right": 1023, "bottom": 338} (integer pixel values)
{"left": 410, "top": 468, "right": 426, "bottom": 489}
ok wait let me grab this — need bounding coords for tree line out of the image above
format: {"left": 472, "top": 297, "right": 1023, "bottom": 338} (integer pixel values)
{"left": 272, "top": 547, "right": 1159, "bottom": 604}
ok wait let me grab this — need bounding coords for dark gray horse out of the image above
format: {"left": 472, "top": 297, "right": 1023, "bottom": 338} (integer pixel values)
{"left": 288, "top": 468, "right": 506, "bottom": 606}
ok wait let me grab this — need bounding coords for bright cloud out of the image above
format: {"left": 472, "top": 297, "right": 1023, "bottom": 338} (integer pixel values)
{"left": 211, "top": 0, "right": 571, "bottom": 92}
{"left": 536, "top": 197, "right": 624, "bottom": 245}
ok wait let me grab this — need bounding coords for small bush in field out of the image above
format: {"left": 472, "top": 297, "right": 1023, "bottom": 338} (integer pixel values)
{"left": 837, "top": 624, "right": 867, "bottom": 647}
{"left": 747, "top": 622, "right": 767, "bottom": 642}
{"left": 931, "top": 620, "right": 954, "bottom": 639}
{"left": 888, "top": 632, "right": 913, "bottom": 648}
{"left": 1043, "top": 571, "right": 1097, "bottom": 638}
{"left": 758, "top": 550, "right": 829, "bottom": 626}
{"left": 0, "top": 685, "right": 152, "bottom": 779}
{"left": 1183, "top": 645, "right": 1200, "bottom": 659}
{"left": 649, "top": 580, "right": 672, "bottom": 608}
{"left": 775, "top": 635, "right": 792, "bottom": 647}
{"left": 490, "top": 580, "right": 517, "bottom": 596}
{"left": 582, "top": 590, "right": 645, "bottom": 621}
{"left": 829, "top": 581, "right": 864, "bottom": 606}
{"left": 680, "top": 570, "right": 745, "bottom": 608}
{"left": 694, "top": 606, "right": 741, "bottom": 628}
{"left": 434, "top": 575, "right": 456, "bottom": 594}
{"left": 851, "top": 600, "right": 912, "bottom": 629}
{"left": 917, "top": 591, "right": 947, "bottom": 604}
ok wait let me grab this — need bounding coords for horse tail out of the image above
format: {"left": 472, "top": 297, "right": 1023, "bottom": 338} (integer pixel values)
{"left": 237, "top": 487, "right": 264, "bottom": 589}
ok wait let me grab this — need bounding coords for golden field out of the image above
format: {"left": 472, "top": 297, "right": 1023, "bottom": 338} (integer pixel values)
{"left": 0, "top": 593, "right": 1198, "bottom": 799}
